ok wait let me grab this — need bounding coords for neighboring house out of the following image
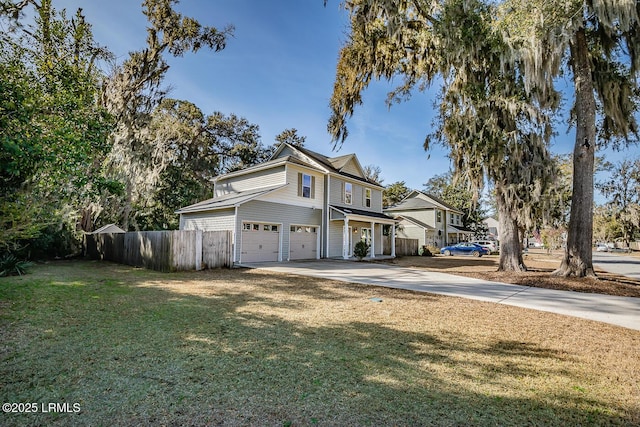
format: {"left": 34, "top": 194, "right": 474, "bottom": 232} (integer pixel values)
{"left": 176, "top": 143, "right": 397, "bottom": 263}
{"left": 384, "top": 190, "right": 473, "bottom": 247}
{"left": 88, "top": 224, "right": 126, "bottom": 234}
{"left": 482, "top": 217, "right": 499, "bottom": 241}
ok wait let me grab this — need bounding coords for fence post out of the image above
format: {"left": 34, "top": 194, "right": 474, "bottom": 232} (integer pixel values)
{"left": 195, "top": 230, "right": 203, "bottom": 271}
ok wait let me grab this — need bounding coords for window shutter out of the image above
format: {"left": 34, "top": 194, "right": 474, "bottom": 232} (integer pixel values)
{"left": 310, "top": 176, "right": 316, "bottom": 199}
{"left": 341, "top": 181, "right": 345, "bottom": 202}
{"left": 297, "top": 173, "right": 302, "bottom": 197}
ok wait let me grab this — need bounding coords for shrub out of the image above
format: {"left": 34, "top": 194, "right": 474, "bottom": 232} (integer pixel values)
{"left": 419, "top": 245, "right": 439, "bottom": 256}
{"left": 0, "top": 254, "right": 33, "bottom": 277}
{"left": 353, "top": 240, "right": 370, "bottom": 261}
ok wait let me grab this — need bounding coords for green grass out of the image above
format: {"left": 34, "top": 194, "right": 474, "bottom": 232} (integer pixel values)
{"left": 1, "top": 260, "right": 638, "bottom": 426}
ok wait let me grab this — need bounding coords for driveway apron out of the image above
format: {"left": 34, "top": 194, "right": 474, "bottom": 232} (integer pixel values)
{"left": 242, "top": 260, "right": 640, "bottom": 331}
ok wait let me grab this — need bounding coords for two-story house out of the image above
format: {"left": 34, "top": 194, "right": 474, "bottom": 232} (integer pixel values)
{"left": 384, "top": 190, "right": 473, "bottom": 248}
{"left": 176, "top": 143, "right": 396, "bottom": 263}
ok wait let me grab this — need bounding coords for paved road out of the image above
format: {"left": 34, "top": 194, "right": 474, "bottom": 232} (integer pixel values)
{"left": 243, "top": 260, "right": 640, "bottom": 331}
{"left": 593, "top": 252, "right": 640, "bottom": 279}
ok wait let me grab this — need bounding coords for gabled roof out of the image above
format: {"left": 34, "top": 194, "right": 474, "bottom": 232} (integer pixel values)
{"left": 176, "top": 184, "right": 287, "bottom": 214}
{"left": 271, "top": 143, "right": 383, "bottom": 188}
{"left": 213, "top": 155, "right": 321, "bottom": 182}
{"left": 88, "top": 223, "right": 125, "bottom": 234}
{"left": 396, "top": 215, "right": 435, "bottom": 230}
{"left": 330, "top": 205, "right": 396, "bottom": 222}
{"left": 447, "top": 225, "right": 474, "bottom": 234}
{"left": 385, "top": 190, "right": 462, "bottom": 214}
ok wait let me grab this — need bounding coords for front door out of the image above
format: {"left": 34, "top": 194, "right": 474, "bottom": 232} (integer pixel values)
{"left": 361, "top": 228, "right": 372, "bottom": 246}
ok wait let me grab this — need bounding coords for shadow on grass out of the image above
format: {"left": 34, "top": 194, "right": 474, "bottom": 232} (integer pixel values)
{"left": 0, "top": 260, "right": 637, "bottom": 426}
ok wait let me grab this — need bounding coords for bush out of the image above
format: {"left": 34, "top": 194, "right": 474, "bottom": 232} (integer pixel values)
{"left": 353, "top": 240, "right": 370, "bottom": 261}
{"left": 0, "top": 254, "right": 33, "bottom": 277}
{"left": 419, "top": 245, "right": 439, "bottom": 256}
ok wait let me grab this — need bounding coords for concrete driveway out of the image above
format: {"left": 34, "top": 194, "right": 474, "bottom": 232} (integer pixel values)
{"left": 594, "top": 252, "right": 640, "bottom": 280}
{"left": 242, "top": 259, "right": 640, "bottom": 331}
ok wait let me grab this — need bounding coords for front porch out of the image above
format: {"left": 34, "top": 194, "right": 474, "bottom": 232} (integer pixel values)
{"left": 329, "top": 206, "right": 397, "bottom": 259}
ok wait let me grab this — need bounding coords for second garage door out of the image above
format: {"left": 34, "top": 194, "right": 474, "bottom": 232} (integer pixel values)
{"left": 241, "top": 223, "right": 280, "bottom": 262}
{"left": 289, "top": 225, "right": 318, "bottom": 260}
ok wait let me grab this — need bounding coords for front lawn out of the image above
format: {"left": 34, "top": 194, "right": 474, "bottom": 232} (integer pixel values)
{"left": 1, "top": 261, "right": 638, "bottom": 426}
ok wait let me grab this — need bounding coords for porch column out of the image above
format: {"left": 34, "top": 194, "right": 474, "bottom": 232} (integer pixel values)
{"left": 342, "top": 217, "right": 350, "bottom": 259}
{"left": 391, "top": 223, "right": 396, "bottom": 257}
{"left": 370, "top": 221, "right": 375, "bottom": 258}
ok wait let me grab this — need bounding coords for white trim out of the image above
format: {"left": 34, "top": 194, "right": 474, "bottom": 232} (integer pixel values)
{"left": 233, "top": 206, "right": 239, "bottom": 263}
{"left": 239, "top": 220, "right": 283, "bottom": 263}
{"left": 344, "top": 182, "right": 353, "bottom": 205}
{"left": 325, "top": 175, "right": 330, "bottom": 258}
{"left": 288, "top": 223, "right": 321, "bottom": 261}
{"left": 327, "top": 171, "right": 384, "bottom": 189}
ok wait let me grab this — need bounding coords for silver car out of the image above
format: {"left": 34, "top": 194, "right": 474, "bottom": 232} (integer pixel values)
{"left": 471, "top": 240, "right": 499, "bottom": 254}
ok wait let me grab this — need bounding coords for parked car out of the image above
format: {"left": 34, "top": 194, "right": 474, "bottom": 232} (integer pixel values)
{"left": 471, "top": 240, "right": 499, "bottom": 254}
{"left": 596, "top": 243, "right": 609, "bottom": 252}
{"left": 440, "top": 242, "right": 489, "bottom": 257}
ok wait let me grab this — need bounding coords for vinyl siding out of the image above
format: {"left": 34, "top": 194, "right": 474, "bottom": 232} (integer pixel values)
{"left": 329, "top": 220, "right": 345, "bottom": 257}
{"left": 259, "top": 165, "right": 324, "bottom": 209}
{"left": 180, "top": 209, "right": 236, "bottom": 231}
{"left": 396, "top": 222, "right": 426, "bottom": 244}
{"left": 330, "top": 177, "right": 383, "bottom": 213}
{"left": 237, "top": 200, "right": 322, "bottom": 261}
{"left": 328, "top": 220, "right": 384, "bottom": 257}
{"left": 215, "top": 166, "right": 286, "bottom": 196}
{"left": 341, "top": 158, "right": 362, "bottom": 176}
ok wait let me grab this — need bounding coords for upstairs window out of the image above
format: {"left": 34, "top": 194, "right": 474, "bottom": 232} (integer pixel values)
{"left": 345, "top": 182, "right": 353, "bottom": 205}
{"left": 436, "top": 211, "right": 442, "bottom": 223}
{"left": 298, "top": 173, "right": 315, "bottom": 199}
{"left": 364, "top": 188, "right": 372, "bottom": 208}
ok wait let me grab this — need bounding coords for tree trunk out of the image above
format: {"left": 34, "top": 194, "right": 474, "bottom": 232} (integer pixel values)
{"left": 553, "top": 27, "right": 596, "bottom": 277}
{"left": 497, "top": 186, "right": 526, "bottom": 272}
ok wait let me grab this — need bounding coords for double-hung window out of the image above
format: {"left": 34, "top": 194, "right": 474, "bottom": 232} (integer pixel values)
{"left": 298, "top": 173, "right": 314, "bottom": 199}
{"left": 302, "top": 174, "right": 311, "bottom": 198}
{"left": 344, "top": 182, "right": 353, "bottom": 205}
{"left": 364, "top": 188, "right": 371, "bottom": 208}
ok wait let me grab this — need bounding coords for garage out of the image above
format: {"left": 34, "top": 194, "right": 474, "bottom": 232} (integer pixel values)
{"left": 241, "top": 222, "right": 280, "bottom": 262}
{"left": 289, "top": 225, "right": 319, "bottom": 260}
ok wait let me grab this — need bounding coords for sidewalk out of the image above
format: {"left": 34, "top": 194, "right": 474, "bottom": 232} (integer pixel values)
{"left": 243, "top": 260, "right": 640, "bottom": 331}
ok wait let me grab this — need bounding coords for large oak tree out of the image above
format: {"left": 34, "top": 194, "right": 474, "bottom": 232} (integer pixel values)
{"left": 328, "top": 0, "right": 557, "bottom": 271}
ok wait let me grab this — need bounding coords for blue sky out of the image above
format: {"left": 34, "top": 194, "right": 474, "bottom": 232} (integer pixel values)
{"left": 51, "top": 0, "right": 634, "bottom": 202}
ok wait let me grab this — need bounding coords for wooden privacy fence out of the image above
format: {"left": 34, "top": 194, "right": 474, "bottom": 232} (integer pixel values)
{"left": 394, "top": 237, "right": 419, "bottom": 256}
{"left": 85, "top": 230, "right": 232, "bottom": 272}
{"left": 383, "top": 236, "right": 419, "bottom": 256}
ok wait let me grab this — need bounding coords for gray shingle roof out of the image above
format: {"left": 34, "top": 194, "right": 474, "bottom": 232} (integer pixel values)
{"left": 176, "top": 184, "right": 287, "bottom": 214}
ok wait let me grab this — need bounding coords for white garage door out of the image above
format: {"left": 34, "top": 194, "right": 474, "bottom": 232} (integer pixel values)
{"left": 289, "top": 225, "right": 318, "bottom": 260}
{"left": 241, "top": 223, "right": 280, "bottom": 262}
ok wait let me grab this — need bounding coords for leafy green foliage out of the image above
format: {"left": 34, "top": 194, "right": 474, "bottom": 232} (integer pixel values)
{"left": 383, "top": 181, "right": 410, "bottom": 208}
{"left": 133, "top": 99, "right": 269, "bottom": 230}
{"left": 1, "top": 1, "right": 114, "bottom": 255}
{"left": 0, "top": 254, "right": 33, "bottom": 277}
{"left": 275, "top": 128, "right": 306, "bottom": 148}
{"left": 596, "top": 159, "right": 640, "bottom": 246}
{"left": 424, "top": 172, "right": 487, "bottom": 234}
{"left": 353, "top": 240, "right": 370, "bottom": 260}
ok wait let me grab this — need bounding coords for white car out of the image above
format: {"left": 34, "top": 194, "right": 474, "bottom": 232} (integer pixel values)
{"left": 596, "top": 244, "right": 609, "bottom": 252}
{"left": 471, "top": 240, "right": 499, "bottom": 254}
